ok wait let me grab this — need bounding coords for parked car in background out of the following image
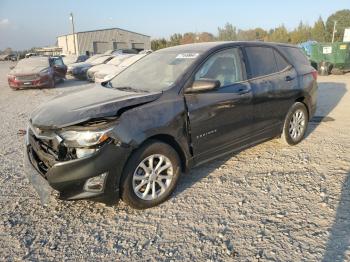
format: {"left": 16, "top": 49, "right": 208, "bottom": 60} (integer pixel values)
{"left": 0, "top": 54, "right": 7, "bottom": 61}
{"left": 139, "top": 50, "right": 153, "bottom": 55}
{"left": 94, "top": 53, "right": 149, "bottom": 83}
{"left": 0, "top": 54, "right": 17, "bottom": 61}
{"left": 61, "top": 54, "right": 89, "bottom": 65}
{"left": 8, "top": 56, "right": 67, "bottom": 90}
{"left": 25, "top": 53, "right": 38, "bottom": 58}
{"left": 104, "top": 49, "right": 139, "bottom": 55}
{"left": 25, "top": 42, "right": 317, "bottom": 209}
{"left": 67, "top": 55, "right": 114, "bottom": 80}
{"left": 86, "top": 54, "right": 134, "bottom": 82}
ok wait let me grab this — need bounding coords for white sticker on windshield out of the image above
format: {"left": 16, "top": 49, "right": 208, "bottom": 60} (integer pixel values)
{"left": 176, "top": 53, "right": 199, "bottom": 59}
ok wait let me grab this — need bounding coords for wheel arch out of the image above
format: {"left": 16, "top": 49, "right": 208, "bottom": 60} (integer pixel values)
{"left": 121, "top": 133, "right": 189, "bottom": 178}
{"left": 295, "top": 97, "right": 310, "bottom": 119}
{"left": 143, "top": 134, "right": 188, "bottom": 173}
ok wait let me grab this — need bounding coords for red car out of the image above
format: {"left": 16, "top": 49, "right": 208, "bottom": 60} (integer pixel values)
{"left": 8, "top": 56, "right": 67, "bottom": 90}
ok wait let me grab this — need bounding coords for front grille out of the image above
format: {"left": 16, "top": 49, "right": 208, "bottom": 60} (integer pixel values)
{"left": 16, "top": 74, "right": 39, "bottom": 81}
{"left": 27, "top": 127, "right": 72, "bottom": 175}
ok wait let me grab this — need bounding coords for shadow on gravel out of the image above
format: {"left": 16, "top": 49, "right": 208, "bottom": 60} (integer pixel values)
{"left": 174, "top": 154, "right": 233, "bottom": 197}
{"left": 322, "top": 171, "right": 350, "bottom": 262}
{"left": 307, "top": 82, "right": 346, "bottom": 137}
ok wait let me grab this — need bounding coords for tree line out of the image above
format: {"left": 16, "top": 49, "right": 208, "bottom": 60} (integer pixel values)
{"left": 151, "top": 9, "right": 350, "bottom": 50}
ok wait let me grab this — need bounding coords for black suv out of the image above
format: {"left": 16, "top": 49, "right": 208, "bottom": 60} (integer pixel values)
{"left": 25, "top": 42, "right": 317, "bottom": 209}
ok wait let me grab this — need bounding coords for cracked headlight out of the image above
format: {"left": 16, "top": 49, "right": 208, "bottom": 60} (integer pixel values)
{"left": 58, "top": 128, "right": 113, "bottom": 148}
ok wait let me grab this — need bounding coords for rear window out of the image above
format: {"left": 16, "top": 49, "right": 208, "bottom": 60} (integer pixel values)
{"left": 280, "top": 46, "right": 310, "bottom": 66}
{"left": 245, "top": 47, "right": 278, "bottom": 78}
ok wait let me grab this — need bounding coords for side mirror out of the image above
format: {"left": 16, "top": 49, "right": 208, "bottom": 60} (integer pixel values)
{"left": 185, "top": 79, "right": 220, "bottom": 94}
{"left": 9, "top": 66, "right": 14, "bottom": 70}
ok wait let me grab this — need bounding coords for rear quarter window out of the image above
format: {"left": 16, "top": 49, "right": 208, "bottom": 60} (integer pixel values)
{"left": 280, "top": 46, "right": 310, "bottom": 67}
{"left": 274, "top": 50, "right": 290, "bottom": 71}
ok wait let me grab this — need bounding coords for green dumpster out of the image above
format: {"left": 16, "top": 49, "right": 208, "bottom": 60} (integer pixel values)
{"left": 310, "top": 42, "right": 350, "bottom": 75}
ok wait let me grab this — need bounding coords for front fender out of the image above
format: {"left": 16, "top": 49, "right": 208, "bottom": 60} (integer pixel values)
{"left": 110, "top": 95, "right": 192, "bottom": 162}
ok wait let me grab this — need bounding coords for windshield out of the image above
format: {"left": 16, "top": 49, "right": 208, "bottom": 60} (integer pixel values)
{"left": 16, "top": 57, "right": 49, "bottom": 68}
{"left": 109, "top": 51, "right": 200, "bottom": 92}
{"left": 85, "top": 55, "right": 102, "bottom": 63}
{"left": 91, "top": 56, "right": 111, "bottom": 65}
{"left": 107, "top": 55, "right": 133, "bottom": 66}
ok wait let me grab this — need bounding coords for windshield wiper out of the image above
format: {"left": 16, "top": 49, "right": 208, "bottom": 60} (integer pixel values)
{"left": 113, "top": 86, "right": 149, "bottom": 93}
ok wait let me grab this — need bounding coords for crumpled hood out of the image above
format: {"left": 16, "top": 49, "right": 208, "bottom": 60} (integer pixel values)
{"left": 30, "top": 85, "right": 162, "bottom": 129}
{"left": 10, "top": 65, "right": 48, "bottom": 75}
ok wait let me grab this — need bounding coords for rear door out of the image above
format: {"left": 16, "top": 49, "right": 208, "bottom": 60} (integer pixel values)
{"left": 184, "top": 47, "right": 254, "bottom": 162}
{"left": 244, "top": 46, "right": 298, "bottom": 136}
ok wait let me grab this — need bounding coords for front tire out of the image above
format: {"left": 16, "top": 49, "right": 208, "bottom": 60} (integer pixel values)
{"left": 48, "top": 76, "right": 55, "bottom": 88}
{"left": 120, "top": 140, "right": 181, "bottom": 209}
{"left": 281, "top": 102, "right": 309, "bottom": 145}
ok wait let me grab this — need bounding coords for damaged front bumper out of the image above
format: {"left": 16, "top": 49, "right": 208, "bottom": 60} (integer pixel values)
{"left": 24, "top": 136, "right": 131, "bottom": 206}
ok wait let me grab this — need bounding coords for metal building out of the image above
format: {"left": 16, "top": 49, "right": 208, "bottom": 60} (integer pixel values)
{"left": 57, "top": 27, "right": 151, "bottom": 55}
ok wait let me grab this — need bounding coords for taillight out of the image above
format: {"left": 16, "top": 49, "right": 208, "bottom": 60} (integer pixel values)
{"left": 311, "top": 70, "right": 317, "bottom": 81}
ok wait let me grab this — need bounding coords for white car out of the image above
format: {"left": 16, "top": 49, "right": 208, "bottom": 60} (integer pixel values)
{"left": 86, "top": 54, "right": 134, "bottom": 82}
{"left": 95, "top": 53, "right": 149, "bottom": 83}
{"left": 66, "top": 55, "right": 113, "bottom": 80}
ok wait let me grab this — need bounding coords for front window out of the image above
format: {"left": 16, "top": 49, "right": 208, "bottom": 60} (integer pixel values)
{"left": 109, "top": 51, "right": 202, "bottom": 92}
{"left": 194, "top": 48, "right": 244, "bottom": 87}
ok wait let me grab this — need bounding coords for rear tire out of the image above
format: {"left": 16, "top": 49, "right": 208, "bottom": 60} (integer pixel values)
{"left": 331, "top": 68, "right": 344, "bottom": 75}
{"left": 120, "top": 140, "right": 181, "bottom": 209}
{"left": 281, "top": 102, "right": 309, "bottom": 146}
{"left": 318, "top": 61, "right": 331, "bottom": 76}
{"left": 48, "top": 76, "right": 55, "bottom": 88}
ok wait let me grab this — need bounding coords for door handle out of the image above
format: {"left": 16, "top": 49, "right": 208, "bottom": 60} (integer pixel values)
{"left": 285, "top": 76, "right": 294, "bottom": 82}
{"left": 237, "top": 87, "right": 250, "bottom": 95}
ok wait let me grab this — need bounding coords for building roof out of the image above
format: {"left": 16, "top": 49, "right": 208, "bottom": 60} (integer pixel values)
{"left": 57, "top": 27, "right": 150, "bottom": 38}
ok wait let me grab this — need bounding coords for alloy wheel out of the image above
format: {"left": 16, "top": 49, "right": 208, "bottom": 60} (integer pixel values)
{"left": 132, "top": 154, "right": 174, "bottom": 201}
{"left": 289, "top": 109, "right": 306, "bottom": 141}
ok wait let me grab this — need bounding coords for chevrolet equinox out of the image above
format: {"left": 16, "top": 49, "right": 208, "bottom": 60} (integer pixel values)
{"left": 25, "top": 42, "right": 317, "bottom": 209}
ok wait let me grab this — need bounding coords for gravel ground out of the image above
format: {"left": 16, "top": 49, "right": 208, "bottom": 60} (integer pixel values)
{"left": 0, "top": 61, "right": 349, "bottom": 261}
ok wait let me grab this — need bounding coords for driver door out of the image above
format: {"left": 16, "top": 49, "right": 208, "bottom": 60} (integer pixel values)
{"left": 184, "top": 47, "right": 254, "bottom": 164}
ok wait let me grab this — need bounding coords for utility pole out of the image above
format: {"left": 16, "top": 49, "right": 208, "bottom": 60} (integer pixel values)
{"left": 332, "top": 21, "right": 337, "bottom": 43}
{"left": 69, "top": 12, "right": 77, "bottom": 54}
